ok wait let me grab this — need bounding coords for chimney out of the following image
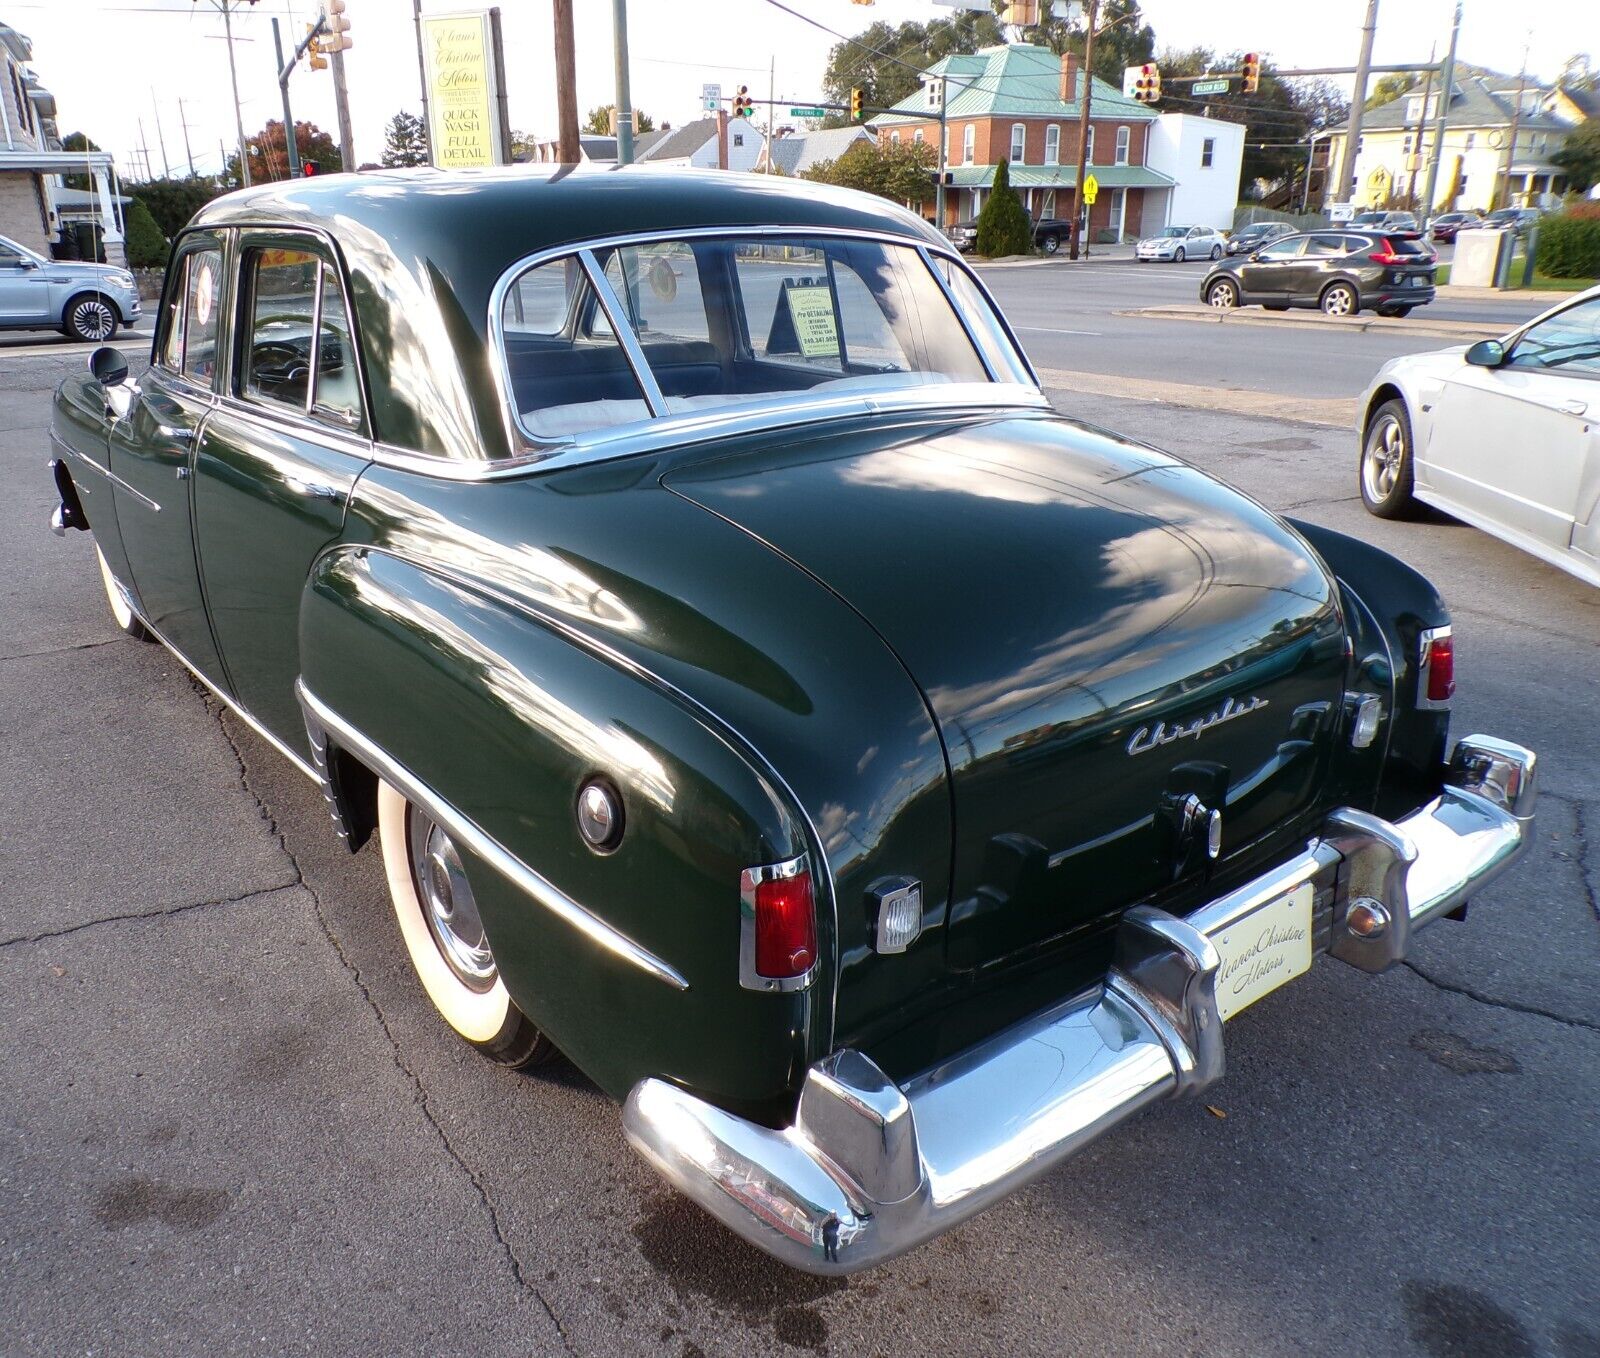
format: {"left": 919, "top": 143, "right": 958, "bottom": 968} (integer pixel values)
{"left": 1061, "top": 52, "right": 1081, "bottom": 104}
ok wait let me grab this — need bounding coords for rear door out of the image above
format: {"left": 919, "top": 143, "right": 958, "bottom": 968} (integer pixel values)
{"left": 193, "top": 231, "right": 372, "bottom": 747}
{"left": 1423, "top": 296, "right": 1600, "bottom": 551}
{"left": 108, "top": 230, "right": 231, "bottom": 684}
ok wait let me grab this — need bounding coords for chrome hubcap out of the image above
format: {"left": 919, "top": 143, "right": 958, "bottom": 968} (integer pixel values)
{"left": 1363, "top": 415, "right": 1404, "bottom": 500}
{"left": 74, "top": 300, "right": 114, "bottom": 339}
{"left": 1325, "top": 288, "right": 1353, "bottom": 316}
{"left": 407, "top": 806, "right": 496, "bottom": 990}
{"left": 1208, "top": 283, "right": 1234, "bottom": 307}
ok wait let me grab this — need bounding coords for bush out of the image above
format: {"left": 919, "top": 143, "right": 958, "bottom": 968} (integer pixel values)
{"left": 123, "top": 199, "right": 169, "bottom": 269}
{"left": 1535, "top": 211, "right": 1600, "bottom": 279}
{"left": 128, "top": 176, "right": 225, "bottom": 239}
{"left": 975, "top": 159, "right": 1034, "bottom": 257}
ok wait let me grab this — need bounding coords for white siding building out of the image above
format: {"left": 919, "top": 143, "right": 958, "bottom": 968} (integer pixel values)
{"left": 1142, "top": 114, "right": 1245, "bottom": 231}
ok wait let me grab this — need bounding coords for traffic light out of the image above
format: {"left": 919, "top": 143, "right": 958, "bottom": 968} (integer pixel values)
{"left": 849, "top": 87, "right": 864, "bottom": 122}
{"left": 322, "top": 0, "right": 352, "bottom": 53}
{"left": 1126, "top": 63, "right": 1160, "bottom": 104}
{"left": 307, "top": 23, "right": 327, "bottom": 70}
{"left": 1241, "top": 52, "right": 1260, "bottom": 95}
{"left": 733, "top": 85, "right": 753, "bottom": 119}
{"left": 301, "top": 161, "right": 319, "bottom": 177}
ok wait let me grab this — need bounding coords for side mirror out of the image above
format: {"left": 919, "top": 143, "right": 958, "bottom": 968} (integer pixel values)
{"left": 1465, "top": 339, "right": 1506, "bottom": 369}
{"left": 1249, "top": 252, "right": 1263, "bottom": 262}
{"left": 88, "top": 346, "right": 129, "bottom": 387}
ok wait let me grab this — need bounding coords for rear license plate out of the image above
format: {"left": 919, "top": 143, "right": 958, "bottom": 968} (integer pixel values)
{"left": 1411, "top": 276, "right": 1427, "bottom": 287}
{"left": 1210, "top": 882, "right": 1314, "bottom": 1020}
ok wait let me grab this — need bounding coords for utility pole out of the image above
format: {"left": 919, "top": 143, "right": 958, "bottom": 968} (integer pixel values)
{"left": 137, "top": 117, "right": 153, "bottom": 184}
{"left": 330, "top": 47, "right": 356, "bottom": 170}
{"left": 1497, "top": 46, "right": 1530, "bottom": 210}
{"left": 935, "top": 73, "right": 948, "bottom": 228}
{"left": 1335, "top": 0, "right": 1379, "bottom": 208}
{"left": 413, "top": 0, "right": 432, "bottom": 165}
{"left": 553, "top": 0, "right": 580, "bottom": 163}
{"left": 178, "top": 97, "right": 197, "bottom": 177}
{"left": 220, "top": 0, "right": 251, "bottom": 186}
{"left": 271, "top": 18, "right": 302, "bottom": 180}
{"left": 612, "top": 0, "right": 635, "bottom": 164}
{"left": 1068, "top": 0, "right": 1098, "bottom": 260}
{"left": 1405, "top": 47, "right": 1435, "bottom": 211}
{"left": 490, "top": 8, "right": 512, "bottom": 163}
{"left": 766, "top": 55, "right": 775, "bottom": 174}
{"left": 1419, "top": 0, "right": 1461, "bottom": 222}
{"left": 717, "top": 108, "right": 729, "bottom": 170}
{"left": 149, "top": 91, "right": 171, "bottom": 177}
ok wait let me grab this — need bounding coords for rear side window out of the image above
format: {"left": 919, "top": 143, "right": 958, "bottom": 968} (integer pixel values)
{"left": 1307, "top": 235, "right": 1347, "bottom": 256}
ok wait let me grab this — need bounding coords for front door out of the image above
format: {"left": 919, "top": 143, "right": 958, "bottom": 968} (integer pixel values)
{"left": 193, "top": 233, "right": 371, "bottom": 747}
{"left": 0, "top": 236, "right": 49, "bottom": 323}
{"left": 1423, "top": 296, "right": 1600, "bottom": 552}
{"left": 1238, "top": 235, "right": 1306, "bottom": 299}
{"left": 108, "top": 230, "right": 230, "bottom": 685}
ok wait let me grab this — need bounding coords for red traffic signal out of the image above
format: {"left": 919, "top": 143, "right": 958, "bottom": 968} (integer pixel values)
{"left": 300, "top": 162, "right": 319, "bottom": 177}
{"left": 1241, "top": 53, "right": 1261, "bottom": 94}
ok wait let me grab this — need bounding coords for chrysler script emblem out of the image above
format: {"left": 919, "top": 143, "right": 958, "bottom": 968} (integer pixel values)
{"left": 1126, "top": 695, "right": 1269, "bottom": 757}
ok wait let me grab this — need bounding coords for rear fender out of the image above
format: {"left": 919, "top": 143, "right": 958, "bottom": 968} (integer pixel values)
{"left": 298, "top": 544, "right": 822, "bottom": 1121}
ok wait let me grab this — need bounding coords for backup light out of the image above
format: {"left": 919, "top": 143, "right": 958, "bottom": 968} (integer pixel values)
{"left": 1349, "top": 693, "right": 1383, "bottom": 749}
{"left": 870, "top": 878, "right": 923, "bottom": 955}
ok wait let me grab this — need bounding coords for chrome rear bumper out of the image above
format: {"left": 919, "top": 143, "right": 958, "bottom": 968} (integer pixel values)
{"left": 624, "top": 735, "right": 1536, "bottom": 1274}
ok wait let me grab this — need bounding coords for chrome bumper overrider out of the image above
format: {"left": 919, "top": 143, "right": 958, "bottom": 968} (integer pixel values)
{"left": 624, "top": 735, "right": 1536, "bottom": 1274}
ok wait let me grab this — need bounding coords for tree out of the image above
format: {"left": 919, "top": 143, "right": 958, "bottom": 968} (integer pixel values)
{"left": 1553, "top": 119, "right": 1600, "bottom": 193}
{"left": 583, "top": 105, "right": 655, "bottom": 135}
{"left": 975, "top": 158, "right": 1033, "bottom": 257}
{"left": 802, "top": 138, "right": 936, "bottom": 205}
{"left": 60, "top": 131, "right": 102, "bottom": 191}
{"left": 1365, "top": 72, "right": 1423, "bottom": 110}
{"left": 381, "top": 111, "right": 428, "bottom": 167}
{"left": 821, "top": 11, "right": 1003, "bottom": 125}
{"left": 226, "top": 119, "right": 340, "bottom": 186}
{"left": 123, "top": 198, "right": 168, "bottom": 269}
{"left": 1029, "top": 0, "right": 1156, "bottom": 85}
{"left": 126, "top": 176, "right": 225, "bottom": 239}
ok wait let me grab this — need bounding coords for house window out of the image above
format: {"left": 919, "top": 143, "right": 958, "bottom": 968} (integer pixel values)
{"left": 1083, "top": 126, "right": 1094, "bottom": 163}
{"left": 913, "top": 128, "right": 924, "bottom": 144}
{"left": 1115, "top": 125, "right": 1130, "bottom": 166}
{"left": 1045, "top": 124, "right": 1060, "bottom": 165}
{"left": 1465, "top": 132, "right": 1476, "bottom": 149}
{"left": 1201, "top": 137, "right": 1215, "bottom": 168}
{"left": 1010, "top": 123, "right": 1025, "bottom": 163}
{"left": 1402, "top": 134, "right": 1411, "bottom": 155}
{"left": 891, "top": 130, "right": 901, "bottom": 146}
{"left": 963, "top": 123, "right": 975, "bottom": 164}
{"left": 926, "top": 80, "right": 941, "bottom": 109}
{"left": 733, "top": 133, "right": 744, "bottom": 147}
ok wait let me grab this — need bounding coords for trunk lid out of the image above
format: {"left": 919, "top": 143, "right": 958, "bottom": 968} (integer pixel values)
{"left": 666, "top": 412, "right": 1347, "bottom": 992}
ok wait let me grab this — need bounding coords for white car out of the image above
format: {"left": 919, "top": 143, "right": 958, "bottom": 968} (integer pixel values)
{"left": 1135, "top": 225, "right": 1228, "bottom": 263}
{"left": 1358, "top": 285, "right": 1600, "bottom": 588}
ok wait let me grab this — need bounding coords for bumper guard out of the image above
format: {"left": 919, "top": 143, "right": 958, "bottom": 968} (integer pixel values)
{"left": 624, "top": 735, "right": 1536, "bottom": 1274}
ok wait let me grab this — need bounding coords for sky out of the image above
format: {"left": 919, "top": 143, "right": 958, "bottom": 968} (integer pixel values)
{"left": 7, "top": 0, "right": 1596, "bottom": 181}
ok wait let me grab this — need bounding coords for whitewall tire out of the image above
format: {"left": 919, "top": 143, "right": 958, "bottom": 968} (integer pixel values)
{"left": 377, "top": 780, "right": 553, "bottom": 1067}
{"left": 96, "top": 545, "right": 151, "bottom": 640}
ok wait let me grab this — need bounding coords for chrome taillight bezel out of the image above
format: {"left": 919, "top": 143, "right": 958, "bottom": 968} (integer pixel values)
{"left": 1417, "top": 625, "right": 1454, "bottom": 710}
{"left": 739, "top": 853, "right": 817, "bottom": 993}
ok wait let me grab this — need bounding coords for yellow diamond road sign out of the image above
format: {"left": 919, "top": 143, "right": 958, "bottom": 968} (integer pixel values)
{"left": 1082, "top": 172, "right": 1099, "bottom": 205}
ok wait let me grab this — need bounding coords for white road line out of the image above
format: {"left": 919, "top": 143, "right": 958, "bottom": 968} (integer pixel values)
{"left": 1017, "top": 325, "right": 1102, "bottom": 336}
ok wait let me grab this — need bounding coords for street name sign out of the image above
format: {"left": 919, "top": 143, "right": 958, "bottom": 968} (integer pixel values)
{"left": 788, "top": 107, "right": 827, "bottom": 119}
{"left": 1191, "top": 78, "right": 1230, "bottom": 95}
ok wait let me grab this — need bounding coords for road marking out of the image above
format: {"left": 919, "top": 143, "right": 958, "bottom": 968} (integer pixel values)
{"left": 1017, "top": 325, "right": 1103, "bottom": 336}
{"left": 1034, "top": 365, "right": 1357, "bottom": 429}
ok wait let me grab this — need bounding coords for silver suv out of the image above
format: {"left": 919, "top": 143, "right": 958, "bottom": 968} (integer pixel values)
{"left": 0, "top": 233, "right": 141, "bottom": 341}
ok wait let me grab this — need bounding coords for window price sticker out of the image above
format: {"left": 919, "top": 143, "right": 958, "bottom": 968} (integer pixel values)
{"left": 784, "top": 285, "right": 840, "bottom": 360}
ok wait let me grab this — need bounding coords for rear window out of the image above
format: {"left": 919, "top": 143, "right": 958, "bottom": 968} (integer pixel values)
{"left": 1384, "top": 237, "right": 1431, "bottom": 257}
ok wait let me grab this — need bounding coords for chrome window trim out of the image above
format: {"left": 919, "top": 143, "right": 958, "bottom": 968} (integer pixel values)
{"left": 739, "top": 853, "right": 817, "bottom": 993}
{"left": 296, "top": 680, "right": 690, "bottom": 993}
{"left": 579, "top": 246, "right": 668, "bottom": 416}
{"left": 486, "top": 223, "right": 1043, "bottom": 467}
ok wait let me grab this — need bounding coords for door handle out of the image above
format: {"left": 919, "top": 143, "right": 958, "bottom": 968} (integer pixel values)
{"left": 1559, "top": 399, "right": 1588, "bottom": 416}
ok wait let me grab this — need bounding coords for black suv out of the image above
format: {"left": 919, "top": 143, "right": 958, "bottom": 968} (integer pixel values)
{"left": 1199, "top": 230, "right": 1437, "bottom": 318}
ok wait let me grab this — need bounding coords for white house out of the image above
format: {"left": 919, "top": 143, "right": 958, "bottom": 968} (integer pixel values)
{"left": 1142, "top": 113, "right": 1246, "bottom": 231}
{"left": 634, "top": 116, "right": 763, "bottom": 171}
{"left": 756, "top": 124, "right": 874, "bottom": 176}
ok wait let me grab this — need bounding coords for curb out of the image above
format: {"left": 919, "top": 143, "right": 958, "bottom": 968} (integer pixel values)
{"left": 1116, "top": 305, "right": 1502, "bottom": 342}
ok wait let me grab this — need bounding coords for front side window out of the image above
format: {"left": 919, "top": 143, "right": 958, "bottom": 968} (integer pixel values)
{"left": 239, "top": 243, "right": 364, "bottom": 429}
{"left": 1507, "top": 297, "right": 1600, "bottom": 378}
{"left": 1115, "top": 126, "right": 1130, "bottom": 166}
{"left": 180, "top": 246, "right": 224, "bottom": 383}
{"left": 1257, "top": 237, "right": 1306, "bottom": 260}
{"left": 497, "top": 234, "right": 1026, "bottom": 448}
{"left": 1010, "top": 123, "right": 1025, "bottom": 163}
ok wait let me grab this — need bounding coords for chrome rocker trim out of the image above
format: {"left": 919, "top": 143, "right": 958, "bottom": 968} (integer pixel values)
{"left": 624, "top": 735, "right": 1536, "bottom": 1275}
{"left": 296, "top": 681, "right": 690, "bottom": 993}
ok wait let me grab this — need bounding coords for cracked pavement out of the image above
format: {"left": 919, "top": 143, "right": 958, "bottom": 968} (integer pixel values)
{"left": 3, "top": 332, "right": 1597, "bottom": 1357}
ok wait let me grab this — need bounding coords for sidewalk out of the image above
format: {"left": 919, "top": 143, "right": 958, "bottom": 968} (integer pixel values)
{"left": 974, "top": 243, "right": 1139, "bottom": 268}
{"left": 1439, "top": 282, "right": 1589, "bottom": 301}
{"left": 1118, "top": 303, "right": 1502, "bottom": 342}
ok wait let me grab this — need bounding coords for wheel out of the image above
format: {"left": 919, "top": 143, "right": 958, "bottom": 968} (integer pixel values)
{"left": 1321, "top": 282, "right": 1359, "bottom": 317}
{"left": 377, "top": 781, "right": 555, "bottom": 1068}
{"left": 63, "top": 293, "right": 119, "bottom": 343}
{"left": 1174, "top": 246, "right": 1186, "bottom": 263}
{"left": 96, "top": 545, "right": 152, "bottom": 641}
{"left": 1206, "top": 278, "right": 1239, "bottom": 308}
{"left": 1360, "top": 398, "right": 1418, "bottom": 520}
{"left": 1041, "top": 232, "right": 1060, "bottom": 255}
{"left": 1209, "top": 245, "right": 1222, "bottom": 260}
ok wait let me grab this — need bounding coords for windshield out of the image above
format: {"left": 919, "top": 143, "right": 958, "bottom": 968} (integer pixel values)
{"left": 1155, "top": 227, "right": 1187, "bottom": 238}
{"left": 0, "top": 234, "right": 43, "bottom": 265}
{"left": 497, "top": 233, "right": 1033, "bottom": 445}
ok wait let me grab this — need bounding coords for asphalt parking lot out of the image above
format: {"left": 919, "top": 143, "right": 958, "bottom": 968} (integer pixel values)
{"left": 2, "top": 299, "right": 1597, "bottom": 1356}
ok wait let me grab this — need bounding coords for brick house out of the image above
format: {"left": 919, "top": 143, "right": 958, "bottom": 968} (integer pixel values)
{"left": 868, "top": 42, "right": 1174, "bottom": 241}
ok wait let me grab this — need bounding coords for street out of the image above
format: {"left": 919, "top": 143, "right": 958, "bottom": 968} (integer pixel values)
{"left": 3, "top": 271, "right": 1597, "bottom": 1358}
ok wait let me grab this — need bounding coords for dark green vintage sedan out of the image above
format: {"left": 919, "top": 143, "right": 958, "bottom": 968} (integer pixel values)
{"left": 49, "top": 169, "right": 1537, "bottom": 1274}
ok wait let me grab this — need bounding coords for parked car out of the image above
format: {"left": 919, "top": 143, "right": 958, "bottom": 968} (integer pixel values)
{"left": 1427, "top": 211, "right": 1481, "bottom": 243}
{"left": 947, "top": 219, "right": 977, "bottom": 253}
{"left": 1225, "top": 220, "right": 1297, "bottom": 255}
{"left": 1359, "top": 284, "right": 1600, "bottom": 588}
{"left": 1482, "top": 207, "right": 1543, "bottom": 236}
{"left": 1031, "top": 215, "right": 1076, "bottom": 254}
{"left": 1350, "top": 211, "right": 1421, "bottom": 233}
{"left": 1135, "top": 223, "right": 1228, "bottom": 262}
{"left": 48, "top": 170, "right": 1537, "bottom": 1275}
{"left": 1200, "top": 230, "right": 1437, "bottom": 317}
{"left": 0, "top": 232, "right": 140, "bottom": 341}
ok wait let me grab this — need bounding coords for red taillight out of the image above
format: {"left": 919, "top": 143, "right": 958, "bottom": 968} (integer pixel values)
{"left": 749, "top": 864, "right": 816, "bottom": 979}
{"left": 1368, "top": 243, "right": 1406, "bottom": 265}
{"left": 1421, "top": 627, "right": 1454, "bottom": 706}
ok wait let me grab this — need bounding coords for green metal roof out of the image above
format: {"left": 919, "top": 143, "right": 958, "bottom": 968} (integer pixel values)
{"left": 871, "top": 43, "right": 1156, "bottom": 126}
{"left": 945, "top": 164, "right": 1173, "bottom": 189}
